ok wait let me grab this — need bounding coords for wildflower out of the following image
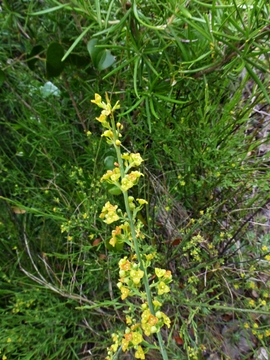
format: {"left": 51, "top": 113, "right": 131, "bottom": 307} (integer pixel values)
{"left": 99, "top": 201, "right": 119, "bottom": 224}
{"left": 110, "top": 226, "right": 122, "bottom": 247}
{"left": 262, "top": 245, "right": 268, "bottom": 252}
{"left": 155, "top": 268, "right": 166, "bottom": 278}
{"left": 136, "top": 198, "right": 148, "bottom": 205}
{"left": 265, "top": 329, "right": 270, "bottom": 337}
{"left": 144, "top": 253, "right": 156, "bottom": 261}
{"left": 120, "top": 286, "right": 130, "bottom": 300}
{"left": 101, "top": 129, "right": 114, "bottom": 138}
{"left": 244, "top": 323, "right": 249, "bottom": 329}
{"left": 148, "top": 314, "right": 158, "bottom": 326}
{"left": 130, "top": 269, "right": 144, "bottom": 285}
{"left": 122, "top": 332, "right": 132, "bottom": 351}
{"left": 121, "top": 177, "right": 134, "bottom": 192}
{"left": 162, "top": 312, "right": 171, "bottom": 327}
{"left": 119, "top": 257, "right": 131, "bottom": 270}
{"left": 248, "top": 281, "right": 256, "bottom": 289}
{"left": 135, "top": 345, "right": 145, "bottom": 359}
{"left": 132, "top": 332, "right": 143, "bottom": 346}
{"left": 7, "top": 338, "right": 12, "bottom": 343}
{"left": 130, "top": 153, "right": 144, "bottom": 167}
{"left": 126, "top": 316, "right": 132, "bottom": 325}
{"left": 265, "top": 255, "right": 270, "bottom": 261}
{"left": 157, "top": 281, "right": 170, "bottom": 295}
{"left": 91, "top": 93, "right": 102, "bottom": 106}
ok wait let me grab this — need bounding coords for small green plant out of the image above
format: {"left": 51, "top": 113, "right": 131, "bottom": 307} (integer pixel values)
{"left": 91, "top": 93, "right": 172, "bottom": 360}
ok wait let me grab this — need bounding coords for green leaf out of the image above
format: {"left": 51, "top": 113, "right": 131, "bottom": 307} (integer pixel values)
{"left": 104, "top": 156, "right": 115, "bottom": 170}
{"left": 87, "top": 39, "right": 115, "bottom": 70}
{"left": 0, "top": 69, "right": 6, "bottom": 87}
{"left": 87, "top": 39, "right": 101, "bottom": 67}
{"left": 108, "top": 186, "right": 122, "bottom": 196}
{"left": 28, "top": 3, "right": 71, "bottom": 15}
{"left": 97, "top": 50, "right": 115, "bottom": 71}
{"left": 245, "top": 62, "right": 270, "bottom": 104}
{"left": 46, "top": 42, "right": 65, "bottom": 78}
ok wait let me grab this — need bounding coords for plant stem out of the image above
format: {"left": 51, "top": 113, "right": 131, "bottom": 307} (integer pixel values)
{"left": 110, "top": 113, "right": 169, "bottom": 360}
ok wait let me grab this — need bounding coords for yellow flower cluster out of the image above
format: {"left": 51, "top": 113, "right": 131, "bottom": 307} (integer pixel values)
{"left": 121, "top": 171, "right": 143, "bottom": 192}
{"left": 91, "top": 93, "right": 120, "bottom": 125}
{"left": 99, "top": 201, "right": 120, "bottom": 224}
{"left": 117, "top": 257, "right": 145, "bottom": 299}
{"left": 122, "top": 152, "right": 144, "bottom": 168}
{"left": 141, "top": 306, "right": 171, "bottom": 336}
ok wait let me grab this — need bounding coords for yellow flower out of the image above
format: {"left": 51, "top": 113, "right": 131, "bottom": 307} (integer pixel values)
{"left": 155, "top": 268, "right": 166, "bottom": 278}
{"left": 135, "top": 346, "right": 145, "bottom": 359}
{"left": 157, "top": 281, "right": 170, "bottom": 295}
{"left": 121, "top": 177, "right": 134, "bottom": 192}
{"left": 136, "top": 198, "right": 148, "bottom": 205}
{"left": 7, "top": 338, "right": 12, "bottom": 343}
{"left": 126, "top": 316, "right": 132, "bottom": 325}
{"left": 144, "top": 253, "right": 156, "bottom": 261}
{"left": 122, "top": 332, "right": 132, "bottom": 352}
{"left": 99, "top": 201, "right": 120, "bottom": 224}
{"left": 110, "top": 226, "right": 122, "bottom": 247}
{"left": 120, "top": 286, "right": 129, "bottom": 300}
{"left": 130, "top": 153, "right": 144, "bottom": 166}
{"left": 130, "top": 269, "right": 144, "bottom": 284}
{"left": 262, "top": 245, "right": 268, "bottom": 252}
{"left": 101, "top": 130, "right": 114, "bottom": 138}
{"left": 161, "top": 312, "right": 171, "bottom": 328}
{"left": 265, "top": 255, "right": 270, "bottom": 261}
{"left": 131, "top": 332, "right": 143, "bottom": 346}
{"left": 119, "top": 257, "right": 131, "bottom": 271}
{"left": 147, "top": 314, "right": 158, "bottom": 326}
{"left": 248, "top": 281, "right": 256, "bottom": 289}
{"left": 244, "top": 323, "right": 249, "bottom": 329}
{"left": 91, "top": 93, "right": 102, "bottom": 105}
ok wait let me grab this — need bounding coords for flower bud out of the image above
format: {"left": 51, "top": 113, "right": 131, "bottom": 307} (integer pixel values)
{"left": 117, "top": 282, "right": 123, "bottom": 289}
{"left": 119, "top": 270, "right": 126, "bottom": 278}
{"left": 150, "top": 326, "right": 158, "bottom": 334}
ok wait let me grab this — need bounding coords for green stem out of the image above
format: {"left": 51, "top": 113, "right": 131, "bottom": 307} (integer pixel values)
{"left": 110, "top": 113, "right": 169, "bottom": 360}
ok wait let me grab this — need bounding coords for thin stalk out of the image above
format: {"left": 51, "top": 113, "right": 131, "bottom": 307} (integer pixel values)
{"left": 110, "top": 113, "right": 169, "bottom": 360}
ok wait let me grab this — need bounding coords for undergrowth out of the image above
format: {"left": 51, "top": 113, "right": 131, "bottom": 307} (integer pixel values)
{"left": 1, "top": 0, "right": 270, "bottom": 359}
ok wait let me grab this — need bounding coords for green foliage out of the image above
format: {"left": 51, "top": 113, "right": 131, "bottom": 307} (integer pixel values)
{"left": 1, "top": 0, "right": 270, "bottom": 358}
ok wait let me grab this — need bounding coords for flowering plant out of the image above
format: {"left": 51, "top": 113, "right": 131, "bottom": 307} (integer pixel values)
{"left": 91, "top": 94, "right": 172, "bottom": 360}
